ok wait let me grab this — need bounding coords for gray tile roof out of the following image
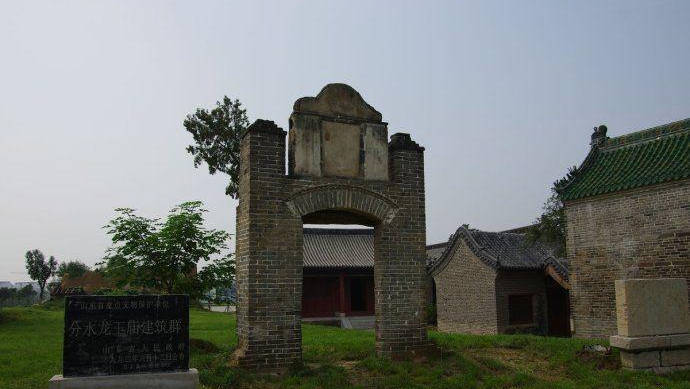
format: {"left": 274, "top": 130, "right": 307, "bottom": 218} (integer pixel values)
{"left": 425, "top": 242, "right": 448, "bottom": 267}
{"left": 303, "top": 228, "right": 374, "bottom": 269}
{"left": 428, "top": 226, "right": 568, "bottom": 279}
{"left": 304, "top": 227, "right": 568, "bottom": 278}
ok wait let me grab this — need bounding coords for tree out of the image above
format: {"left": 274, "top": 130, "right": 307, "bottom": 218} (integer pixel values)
{"left": 17, "top": 284, "right": 37, "bottom": 305}
{"left": 25, "top": 249, "right": 57, "bottom": 300}
{"left": 0, "top": 287, "right": 16, "bottom": 306}
{"left": 57, "top": 261, "right": 90, "bottom": 279}
{"left": 184, "top": 96, "right": 250, "bottom": 198}
{"left": 101, "top": 201, "right": 231, "bottom": 294}
{"left": 526, "top": 167, "right": 579, "bottom": 258}
{"left": 525, "top": 189, "right": 567, "bottom": 258}
{"left": 197, "top": 254, "right": 235, "bottom": 303}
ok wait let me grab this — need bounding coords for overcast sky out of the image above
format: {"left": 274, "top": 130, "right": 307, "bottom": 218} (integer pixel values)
{"left": 1, "top": 1, "right": 688, "bottom": 282}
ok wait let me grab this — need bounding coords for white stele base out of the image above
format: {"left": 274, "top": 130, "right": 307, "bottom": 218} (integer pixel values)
{"left": 49, "top": 368, "right": 199, "bottom": 389}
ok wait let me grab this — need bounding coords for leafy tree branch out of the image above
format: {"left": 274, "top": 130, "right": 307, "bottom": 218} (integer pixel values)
{"left": 184, "top": 96, "right": 249, "bottom": 198}
{"left": 526, "top": 166, "right": 579, "bottom": 258}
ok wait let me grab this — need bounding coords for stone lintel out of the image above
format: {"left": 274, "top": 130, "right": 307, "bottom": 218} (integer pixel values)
{"left": 49, "top": 369, "right": 199, "bottom": 389}
{"left": 290, "top": 111, "right": 388, "bottom": 126}
{"left": 610, "top": 334, "right": 690, "bottom": 351}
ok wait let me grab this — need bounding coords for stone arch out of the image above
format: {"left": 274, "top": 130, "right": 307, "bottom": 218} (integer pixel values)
{"left": 285, "top": 184, "right": 399, "bottom": 225}
{"left": 234, "top": 85, "right": 428, "bottom": 370}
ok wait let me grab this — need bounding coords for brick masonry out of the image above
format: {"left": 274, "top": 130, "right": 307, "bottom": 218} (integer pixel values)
{"left": 435, "top": 240, "right": 497, "bottom": 334}
{"left": 615, "top": 342, "right": 690, "bottom": 374}
{"left": 233, "top": 117, "right": 428, "bottom": 369}
{"left": 565, "top": 179, "right": 690, "bottom": 339}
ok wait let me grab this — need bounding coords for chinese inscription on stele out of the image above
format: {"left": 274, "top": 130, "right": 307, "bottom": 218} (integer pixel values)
{"left": 63, "top": 295, "right": 189, "bottom": 377}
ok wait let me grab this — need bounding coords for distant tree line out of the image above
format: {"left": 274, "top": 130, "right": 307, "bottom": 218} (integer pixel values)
{"left": 0, "top": 285, "right": 37, "bottom": 307}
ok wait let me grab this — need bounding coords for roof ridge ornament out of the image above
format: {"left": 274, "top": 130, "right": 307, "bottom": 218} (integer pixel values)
{"left": 560, "top": 118, "right": 690, "bottom": 201}
{"left": 590, "top": 124, "right": 608, "bottom": 148}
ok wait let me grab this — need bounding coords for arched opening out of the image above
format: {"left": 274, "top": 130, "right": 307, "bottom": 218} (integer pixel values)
{"left": 285, "top": 185, "right": 399, "bottom": 332}
{"left": 299, "top": 205, "right": 380, "bottom": 331}
{"left": 301, "top": 220, "right": 375, "bottom": 329}
{"left": 285, "top": 184, "right": 399, "bottom": 226}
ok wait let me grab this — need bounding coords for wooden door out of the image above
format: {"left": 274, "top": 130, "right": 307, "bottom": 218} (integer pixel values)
{"left": 365, "top": 276, "right": 375, "bottom": 314}
{"left": 302, "top": 276, "right": 339, "bottom": 317}
{"left": 547, "top": 285, "right": 571, "bottom": 337}
{"left": 347, "top": 276, "right": 375, "bottom": 315}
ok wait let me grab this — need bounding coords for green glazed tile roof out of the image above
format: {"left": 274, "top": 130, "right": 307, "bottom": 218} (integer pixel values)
{"left": 559, "top": 118, "right": 690, "bottom": 201}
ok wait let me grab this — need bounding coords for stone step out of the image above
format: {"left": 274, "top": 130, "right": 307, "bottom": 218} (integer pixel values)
{"left": 344, "top": 316, "right": 375, "bottom": 330}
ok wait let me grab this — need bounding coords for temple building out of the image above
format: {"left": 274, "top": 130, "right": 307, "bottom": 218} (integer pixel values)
{"left": 427, "top": 225, "right": 570, "bottom": 336}
{"left": 302, "top": 228, "right": 375, "bottom": 329}
{"left": 558, "top": 118, "right": 690, "bottom": 339}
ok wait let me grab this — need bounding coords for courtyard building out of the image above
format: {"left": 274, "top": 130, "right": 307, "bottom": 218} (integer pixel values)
{"left": 559, "top": 118, "right": 690, "bottom": 339}
{"left": 302, "top": 228, "right": 375, "bottom": 329}
{"left": 428, "top": 225, "right": 570, "bottom": 336}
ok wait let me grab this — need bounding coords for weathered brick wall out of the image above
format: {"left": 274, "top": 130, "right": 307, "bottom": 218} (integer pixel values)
{"left": 234, "top": 120, "right": 303, "bottom": 368}
{"left": 495, "top": 271, "right": 548, "bottom": 334}
{"left": 566, "top": 179, "right": 690, "bottom": 339}
{"left": 234, "top": 121, "right": 428, "bottom": 369}
{"left": 376, "top": 134, "right": 428, "bottom": 354}
{"left": 433, "top": 240, "right": 498, "bottom": 334}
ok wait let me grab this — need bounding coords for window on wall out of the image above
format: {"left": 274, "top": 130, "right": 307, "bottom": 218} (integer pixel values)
{"left": 508, "top": 294, "right": 534, "bottom": 325}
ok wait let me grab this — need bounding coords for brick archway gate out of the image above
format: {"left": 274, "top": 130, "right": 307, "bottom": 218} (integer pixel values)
{"left": 233, "top": 84, "right": 428, "bottom": 369}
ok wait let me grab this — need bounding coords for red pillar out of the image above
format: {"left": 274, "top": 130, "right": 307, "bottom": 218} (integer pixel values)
{"left": 339, "top": 273, "right": 346, "bottom": 315}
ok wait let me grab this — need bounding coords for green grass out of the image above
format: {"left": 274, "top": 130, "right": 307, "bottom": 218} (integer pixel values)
{"left": 1, "top": 304, "right": 690, "bottom": 388}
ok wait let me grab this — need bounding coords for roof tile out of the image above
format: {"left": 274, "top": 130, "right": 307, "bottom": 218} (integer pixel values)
{"left": 428, "top": 226, "right": 568, "bottom": 279}
{"left": 560, "top": 118, "right": 690, "bottom": 201}
{"left": 303, "top": 228, "right": 374, "bottom": 269}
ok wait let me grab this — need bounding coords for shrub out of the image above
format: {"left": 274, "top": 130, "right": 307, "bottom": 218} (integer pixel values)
{"left": 93, "top": 288, "right": 114, "bottom": 295}
{"left": 425, "top": 303, "right": 437, "bottom": 325}
{"left": 57, "top": 261, "right": 90, "bottom": 279}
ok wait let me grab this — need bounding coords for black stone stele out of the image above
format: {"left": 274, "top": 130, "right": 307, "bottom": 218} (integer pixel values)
{"left": 62, "top": 295, "right": 189, "bottom": 377}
